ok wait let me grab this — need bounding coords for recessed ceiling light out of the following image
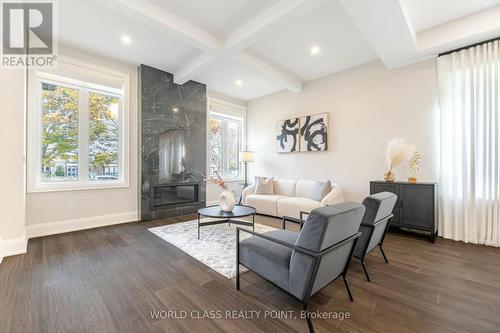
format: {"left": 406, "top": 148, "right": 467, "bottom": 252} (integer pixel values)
{"left": 172, "top": 107, "right": 179, "bottom": 112}
{"left": 121, "top": 35, "right": 132, "bottom": 45}
{"left": 235, "top": 79, "right": 243, "bottom": 86}
{"left": 310, "top": 45, "right": 320, "bottom": 55}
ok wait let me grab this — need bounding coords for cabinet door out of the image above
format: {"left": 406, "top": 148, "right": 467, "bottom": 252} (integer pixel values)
{"left": 400, "top": 184, "right": 434, "bottom": 231}
{"left": 370, "top": 182, "right": 400, "bottom": 224}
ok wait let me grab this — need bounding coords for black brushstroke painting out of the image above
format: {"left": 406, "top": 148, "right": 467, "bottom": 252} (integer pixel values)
{"left": 300, "top": 114, "right": 328, "bottom": 151}
{"left": 276, "top": 118, "right": 299, "bottom": 153}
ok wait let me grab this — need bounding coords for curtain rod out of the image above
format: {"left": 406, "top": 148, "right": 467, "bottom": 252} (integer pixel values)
{"left": 438, "top": 37, "right": 500, "bottom": 57}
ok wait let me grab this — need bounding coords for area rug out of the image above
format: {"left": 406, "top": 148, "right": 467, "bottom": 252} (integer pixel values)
{"left": 148, "top": 219, "right": 276, "bottom": 279}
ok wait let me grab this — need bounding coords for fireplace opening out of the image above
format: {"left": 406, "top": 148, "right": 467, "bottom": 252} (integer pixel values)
{"left": 152, "top": 183, "right": 200, "bottom": 209}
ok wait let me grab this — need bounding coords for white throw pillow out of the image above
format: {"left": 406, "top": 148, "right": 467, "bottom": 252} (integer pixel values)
{"left": 254, "top": 176, "right": 274, "bottom": 195}
{"left": 308, "top": 180, "right": 332, "bottom": 202}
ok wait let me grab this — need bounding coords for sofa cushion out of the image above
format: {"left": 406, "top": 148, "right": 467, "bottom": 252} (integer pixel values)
{"left": 254, "top": 176, "right": 274, "bottom": 195}
{"left": 308, "top": 180, "right": 332, "bottom": 201}
{"left": 245, "top": 194, "right": 286, "bottom": 216}
{"left": 295, "top": 180, "right": 318, "bottom": 198}
{"left": 277, "top": 197, "right": 321, "bottom": 218}
{"left": 273, "top": 179, "right": 296, "bottom": 197}
{"left": 239, "top": 230, "right": 298, "bottom": 291}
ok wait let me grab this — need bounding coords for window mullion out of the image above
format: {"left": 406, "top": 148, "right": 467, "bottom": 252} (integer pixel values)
{"left": 35, "top": 80, "right": 43, "bottom": 187}
{"left": 79, "top": 89, "right": 89, "bottom": 183}
{"left": 238, "top": 122, "right": 242, "bottom": 178}
{"left": 222, "top": 119, "right": 228, "bottom": 177}
{"left": 118, "top": 98, "right": 124, "bottom": 183}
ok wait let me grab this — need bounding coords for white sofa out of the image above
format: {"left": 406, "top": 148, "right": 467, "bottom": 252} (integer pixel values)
{"left": 242, "top": 179, "right": 344, "bottom": 218}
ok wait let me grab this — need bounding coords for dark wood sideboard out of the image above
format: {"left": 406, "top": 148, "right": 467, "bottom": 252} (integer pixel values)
{"left": 370, "top": 181, "right": 438, "bottom": 242}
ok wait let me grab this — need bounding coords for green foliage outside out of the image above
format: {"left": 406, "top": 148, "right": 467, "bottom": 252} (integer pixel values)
{"left": 41, "top": 84, "right": 119, "bottom": 180}
{"left": 41, "top": 85, "right": 79, "bottom": 169}
{"left": 55, "top": 165, "right": 65, "bottom": 177}
{"left": 88, "top": 92, "right": 119, "bottom": 175}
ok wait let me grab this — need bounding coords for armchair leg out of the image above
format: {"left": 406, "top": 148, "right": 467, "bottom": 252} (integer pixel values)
{"left": 303, "top": 303, "right": 315, "bottom": 333}
{"left": 379, "top": 245, "right": 389, "bottom": 263}
{"left": 361, "top": 260, "right": 371, "bottom": 282}
{"left": 236, "top": 264, "right": 240, "bottom": 290}
{"left": 342, "top": 275, "right": 354, "bottom": 301}
{"left": 236, "top": 230, "right": 240, "bottom": 290}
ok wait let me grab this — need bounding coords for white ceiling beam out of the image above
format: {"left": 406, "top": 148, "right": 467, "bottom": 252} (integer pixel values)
{"left": 417, "top": 6, "right": 500, "bottom": 53}
{"left": 338, "top": 0, "right": 418, "bottom": 68}
{"left": 175, "top": 50, "right": 304, "bottom": 89}
{"left": 225, "top": 0, "right": 327, "bottom": 52}
{"left": 235, "top": 52, "right": 303, "bottom": 93}
{"left": 99, "top": 0, "right": 223, "bottom": 53}
{"left": 175, "top": 0, "right": 326, "bottom": 87}
{"left": 174, "top": 54, "right": 218, "bottom": 85}
{"left": 340, "top": 0, "right": 500, "bottom": 69}
{"left": 101, "top": 0, "right": 310, "bottom": 93}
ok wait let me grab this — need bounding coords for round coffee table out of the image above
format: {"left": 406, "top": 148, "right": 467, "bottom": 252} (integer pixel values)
{"left": 197, "top": 205, "right": 256, "bottom": 239}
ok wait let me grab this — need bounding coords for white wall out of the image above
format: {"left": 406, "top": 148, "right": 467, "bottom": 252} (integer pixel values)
{"left": 247, "top": 59, "right": 439, "bottom": 202}
{"left": 25, "top": 46, "right": 139, "bottom": 237}
{"left": 0, "top": 68, "right": 27, "bottom": 258}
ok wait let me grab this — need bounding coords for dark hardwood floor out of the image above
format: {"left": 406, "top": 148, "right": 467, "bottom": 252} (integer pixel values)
{"left": 1, "top": 214, "right": 500, "bottom": 333}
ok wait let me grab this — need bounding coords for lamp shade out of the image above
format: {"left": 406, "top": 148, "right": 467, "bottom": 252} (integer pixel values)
{"left": 240, "top": 151, "right": 254, "bottom": 162}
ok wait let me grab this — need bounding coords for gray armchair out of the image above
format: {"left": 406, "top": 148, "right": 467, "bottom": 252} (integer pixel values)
{"left": 353, "top": 192, "right": 397, "bottom": 281}
{"left": 236, "top": 202, "right": 365, "bottom": 332}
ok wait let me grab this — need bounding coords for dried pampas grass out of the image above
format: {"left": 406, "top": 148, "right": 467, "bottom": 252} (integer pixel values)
{"left": 385, "top": 139, "right": 416, "bottom": 170}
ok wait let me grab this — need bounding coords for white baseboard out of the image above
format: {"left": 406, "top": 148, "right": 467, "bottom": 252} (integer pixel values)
{"left": 206, "top": 200, "right": 219, "bottom": 206}
{"left": 0, "top": 230, "right": 28, "bottom": 259}
{"left": 27, "top": 211, "right": 139, "bottom": 239}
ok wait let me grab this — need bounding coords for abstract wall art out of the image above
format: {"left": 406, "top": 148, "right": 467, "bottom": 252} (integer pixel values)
{"left": 276, "top": 118, "right": 299, "bottom": 153}
{"left": 300, "top": 113, "right": 328, "bottom": 152}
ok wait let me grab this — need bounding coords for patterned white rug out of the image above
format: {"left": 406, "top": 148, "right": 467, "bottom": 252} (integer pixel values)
{"left": 149, "top": 219, "right": 276, "bottom": 279}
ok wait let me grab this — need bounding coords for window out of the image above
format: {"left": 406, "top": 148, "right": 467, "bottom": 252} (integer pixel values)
{"left": 208, "top": 99, "right": 245, "bottom": 180}
{"left": 40, "top": 83, "right": 80, "bottom": 182}
{"left": 28, "top": 59, "right": 129, "bottom": 191}
{"left": 88, "top": 91, "right": 120, "bottom": 181}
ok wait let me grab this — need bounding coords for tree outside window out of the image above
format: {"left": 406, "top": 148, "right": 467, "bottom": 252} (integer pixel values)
{"left": 41, "top": 84, "right": 79, "bottom": 182}
{"left": 208, "top": 115, "right": 242, "bottom": 179}
{"left": 88, "top": 92, "right": 120, "bottom": 181}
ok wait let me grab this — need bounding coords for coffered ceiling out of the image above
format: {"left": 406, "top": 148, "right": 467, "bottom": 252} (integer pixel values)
{"left": 59, "top": 0, "right": 500, "bottom": 101}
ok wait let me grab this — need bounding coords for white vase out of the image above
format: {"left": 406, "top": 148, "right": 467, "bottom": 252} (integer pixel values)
{"left": 219, "top": 189, "right": 236, "bottom": 212}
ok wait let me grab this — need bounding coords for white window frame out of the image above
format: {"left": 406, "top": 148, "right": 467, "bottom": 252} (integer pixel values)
{"left": 208, "top": 98, "right": 246, "bottom": 182}
{"left": 27, "top": 56, "right": 130, "bottom": 192}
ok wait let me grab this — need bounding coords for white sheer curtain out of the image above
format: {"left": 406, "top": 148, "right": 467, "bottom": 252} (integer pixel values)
{"left": 438, "top": 40, "right": 500, "bottom": 246}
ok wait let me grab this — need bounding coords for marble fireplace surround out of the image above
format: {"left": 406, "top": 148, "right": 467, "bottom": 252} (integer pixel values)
{"left": 139, "top": 65, "right": 207, "bottom": 221}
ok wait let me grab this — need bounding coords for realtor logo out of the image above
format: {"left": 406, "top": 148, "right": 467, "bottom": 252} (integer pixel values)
{"left": 1, "top": 0, "right": 57, "bottom": 68}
